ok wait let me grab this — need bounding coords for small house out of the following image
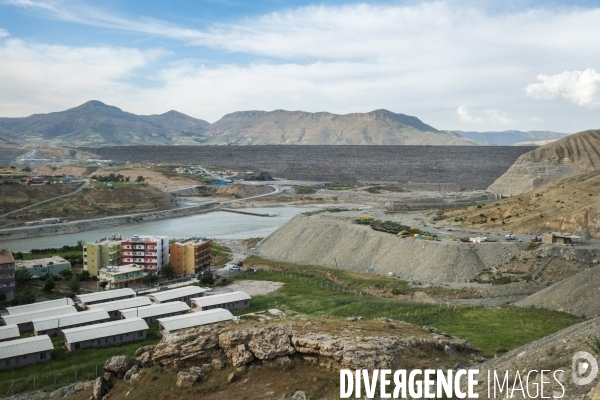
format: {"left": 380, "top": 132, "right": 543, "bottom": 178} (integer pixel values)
{"left": 32, "top": 309, "right": 110, "bottom": 336}
{"left": 119, "top": 301, "right": 190, "bottom": 324}
{"left": 2, "top": 306, "right": 77, "bottom": 333}
{"left": 63, "top": 318, "right": 149, "bottom": 351}
{"left": 0, "top": 335, "right": 53, "bottom": 370}
{"left": 87, "top": 297, "right": 152, "bottom": 320}
{"left": 147, "top": 286, "right": 207, "bottom": 305}
{"left": 190, "top": 291, "right": 251, "bottom": 312}
{"left": 0, "top": 325, "right": 20, "bottom": 342}
{"left": 76, "top": 288, "right": 136, "bottom": 308}
{"left": 158, "top": 308, "right": 233, "bottom": 334}
{"left": 6, "top": 298, "right": 73, "bottom": 315}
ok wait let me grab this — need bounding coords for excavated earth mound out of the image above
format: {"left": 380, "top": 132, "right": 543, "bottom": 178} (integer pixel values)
{"left": 256, "top": 214, "right": 526, "bottom": 283}
{"left": 515, "top": 266, "right": 600, "bottom": 318}
{"left": 488, "top": 129, "right": 600, "bottom": 195}
{"left": 468, "top": 317, "right": 600, "bottom": 399}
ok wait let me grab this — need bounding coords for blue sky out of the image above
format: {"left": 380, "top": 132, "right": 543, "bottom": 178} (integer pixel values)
{"left": 1, "top": 0, "right": 600, "bottom": 132}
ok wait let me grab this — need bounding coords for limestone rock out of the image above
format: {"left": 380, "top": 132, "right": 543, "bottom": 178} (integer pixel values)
{"left": 291, "top": 391, "right": 310, "bottom": 400}
{"left": 124, "top": 365, "right": 140, "bottom": 381}
{"left": 104, "top": 356, "right": 140, "bottom": 378}
{"left": 137, "top": 351, "right": 154, "bottom": 368}
{"left": 230, "top": 344, "right": 255, "bottom": 367}
{"left": 135, "top": 345, "right": 156, "bottom": 357}
{"left": 227, "top": 373, "right": 237, "bottom": 383}
{"left": 92, "top": 377, "right": 108, "bottom": 400}
{"left": 176, "top": 371, "right": 199, "bottom": 388}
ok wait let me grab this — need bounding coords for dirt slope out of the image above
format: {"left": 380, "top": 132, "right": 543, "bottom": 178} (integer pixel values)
{"left": 488, "top": 129, "right": 600, "bottom": 195}
{"left": 442, "top": 170, "right": 600, "bottom": 237}
{"left": 515, "top": 266, "right": 600, "bottom": 317}
{"left": 256, "top": 214, "right": 526, "bottom": 283}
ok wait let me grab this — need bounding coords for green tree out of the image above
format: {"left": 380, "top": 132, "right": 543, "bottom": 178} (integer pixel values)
{"left": 67, "top": 278, "right": 80, "bottom": 294}
{"left": 135, "top": 175, "right": 145, "bottom": 183}
{"left": 199, "top": 270, "right": 215, "bottom": 286}
{"left": 15, "top": 268, "right": 32, "bottom": 287}
{"left": 161, "top": 264, "right": 175, "bottom": 280}
{"left": 79, "top": 270, "right": 91, "bottom": 281}
{"left": 58, "top": 269, "right": 73, "bottom": 280}
{"left": 43, "top": 279, "right": 56, "bottom": 293}
{"left": 98, "top": 281, "right": 109, "bottom": 291}
{"left": 143, "top": 272, "right": 158, "bottom": 286}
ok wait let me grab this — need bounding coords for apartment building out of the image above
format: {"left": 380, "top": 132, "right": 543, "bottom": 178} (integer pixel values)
{"left": 121, "top": 235, "right": 169, "bottom": 273}
{"left": 98, "top": 264, "right": 146, "bottom": 289}
{"left": 83, "top": 237, "right": 122, "bottom": 277}
{"left": 169, "top": 238, "right": 212, "bottom": 276}
{"left": 0, "top": 249, "right": 15, "bottom": 301}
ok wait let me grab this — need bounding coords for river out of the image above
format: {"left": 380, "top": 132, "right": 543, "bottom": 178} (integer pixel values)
{"left": 1, "top": 206, "right": 313, "bottom": 252}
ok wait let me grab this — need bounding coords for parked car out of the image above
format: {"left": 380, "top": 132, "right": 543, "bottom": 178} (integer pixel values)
{"left": 530, "top": 235, "right": 543, "bottom": 242}
{"left": 505, "top": 233, "right": 516, "bottom": 240}
{"left": 229, "top": 265, "right": 240, "bottom": 271}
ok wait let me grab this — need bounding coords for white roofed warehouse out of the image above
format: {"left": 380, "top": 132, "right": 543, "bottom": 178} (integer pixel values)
{"left": 0, "top": 325, "right": 20, "bottom": 342}
{"left": 6, "top": 298, "right": 73, "bottom": 315}
{"left": 0, "top": 335, "right": 53, "bottom": 370}
{"left": 147, "top": 286, "right": 207, "bottom": 305}
{"left": 119, "top": 301, "right": 190, "bottom": 324}
{"left": 76, "top": 288, "right": 135, "bottom": 308}
{"left": 2, "top": 306, "right": 78, "bottom": 334}
{"left": 158, "top": 309, "right": 233, "bottom": 334}
{"left": 87, "top": 297, "right": 152, "bottom": 320}
{"left": 190, "top": 292, "right": 251, "bottom": 312}
{"left": 62, "top": 318, "right": 149, "bottom": 351}
{"left": 32, "top": 309, "right": 111, "bottom": 336}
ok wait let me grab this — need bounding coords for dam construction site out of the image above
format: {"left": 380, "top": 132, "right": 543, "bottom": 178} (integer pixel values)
{"left": 3, "top": 129, "right": 600, "bottom": 399}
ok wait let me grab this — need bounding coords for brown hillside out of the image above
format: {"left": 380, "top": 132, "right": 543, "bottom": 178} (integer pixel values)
{"left": 443, "top": 170, "right": 600, "bottom": 237}
{"left": 488, "top": 129, "right": 600, "bottom": 195}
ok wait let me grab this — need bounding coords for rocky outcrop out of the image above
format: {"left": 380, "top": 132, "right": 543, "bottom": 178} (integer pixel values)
{"left": 488, "top": 129, "right": 600, "bottom": 195}
{"left": 103, "top": 355, "right": 140, "bottom": 379}
{"left": 148, "top": 323, "right": 478, "bottom": 372}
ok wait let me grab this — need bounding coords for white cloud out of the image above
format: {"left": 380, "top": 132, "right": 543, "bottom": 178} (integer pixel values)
{"left": 2, "top": 1, "right": 600, "bottom": 130}
{"left": 457, "top": 106, "right": 514, "bottom": 125}
{"left": 0, "top": 28, "right": 9, "bottom": 38}
{"left": 526, "top": 68, "right": 600, "bottom": 109}
{"left": 0, "top": 38, "right": 161, "bottom": 115}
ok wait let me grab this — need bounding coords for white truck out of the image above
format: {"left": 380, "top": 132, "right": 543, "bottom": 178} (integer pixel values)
{"left": 504, "top": 233, "right": 516, "bottom": 240}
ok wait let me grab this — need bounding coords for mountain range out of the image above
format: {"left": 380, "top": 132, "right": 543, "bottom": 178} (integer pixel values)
{"left": 0, "top": 101, "right": 569, "bottom": 147}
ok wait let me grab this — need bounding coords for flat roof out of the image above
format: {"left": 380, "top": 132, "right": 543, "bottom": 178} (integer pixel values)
{"left": 63, "top": 318, "right": 149, "bottom": 343}
{"left": 32, "top": 309, "right": 110, "bottom": 332}
{"left": 0, "top": 325, "right": 20, "bottom": 341}
{"left": 148, "top": 286, "right": 207, "bottom": 302}
{"left": 120, "top": 301, "right": 190, "bottom": 319}
{"left": 158, "top": 308, "right": 233, "bottom": 332}
{"left": 0, "top": 335, "right": 53, "bottom": 359}
{"left": 2, "top": 306, "right": 78, "bottom": 326}
{"left": 100, "top": 264, "right": 144, "bottom": 276}
{"left": 190, "top": 292, "right": 251, "bottom": 308}
{"left": 76, "top": 288, "right": 136, "bottom": 304}
{"left": 16, "top": 256, "right": 70, "bottom": 268}
{"left": 87, "top": 297, "right": 152, "bottom": 313}
{"left": 6, "top": 298, "right": 74, "bottom": 315}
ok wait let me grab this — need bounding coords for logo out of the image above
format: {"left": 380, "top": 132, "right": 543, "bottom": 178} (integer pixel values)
{"left": 572, "top": 351, "right": 598, "bottom": 385}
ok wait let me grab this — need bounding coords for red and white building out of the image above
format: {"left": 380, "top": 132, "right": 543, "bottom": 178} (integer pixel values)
{"left": 121, "top": 235, "right": 169, "bottom": 273}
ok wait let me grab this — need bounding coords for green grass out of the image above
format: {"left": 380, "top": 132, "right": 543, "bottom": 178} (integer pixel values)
{"left": 233, "top": 266, "right": 584, "bottom": 356}
{"left": 0, "top": 325, "right": 161, "bottom": 395}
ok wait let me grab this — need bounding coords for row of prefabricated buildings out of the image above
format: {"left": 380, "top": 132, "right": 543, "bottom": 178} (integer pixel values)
{"left": 0, "top": 286, "right": 251, "bottom": 370}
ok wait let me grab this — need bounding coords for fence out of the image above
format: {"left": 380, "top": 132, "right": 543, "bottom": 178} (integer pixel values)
{"left": 1, "top": 365, "right": 103, "bottom": 398}
{"left": 252, "top": 268, "right": 460, "bottom": 326}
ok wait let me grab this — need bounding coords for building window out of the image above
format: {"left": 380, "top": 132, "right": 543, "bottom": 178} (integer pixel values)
{"left": 6, "top": 358, "right": 18, "bottom": 366}
{"left": 74, "top": 343, "right": 80, "bottom": 350}
{"left": 138, "top": 331, "right": 144, "bottom": 337}
{"left": 99, "top": 337, "right": 107, "bottom": 345}
{"left": 40, "top": 352, "right": 46, "bottom": 360}
{"left": 114, "top": 334, "right": 123, "bottom": 342}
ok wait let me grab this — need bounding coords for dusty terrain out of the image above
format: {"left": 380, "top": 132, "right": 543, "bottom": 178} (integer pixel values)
{"left": 93, "top": 167, "right": 200, "bottom": 190}
{"left": 212, "top": 280, "right": 284, "bottom": 296}
{"left": 488, "top": 129, "right": 600, "bottom": 195}
{"left": 1, "top": 183, "right": 174, "bottom": 225}
{"left": 0, "top": 183, "right": 77, "bottom": 214}
{"left": 440, "top": 170, "right": 600, "bottom": 237}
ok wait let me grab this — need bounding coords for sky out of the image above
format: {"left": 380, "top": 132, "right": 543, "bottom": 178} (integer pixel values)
{"left": 0, "top": 0, "right": 599, "bottom": 132}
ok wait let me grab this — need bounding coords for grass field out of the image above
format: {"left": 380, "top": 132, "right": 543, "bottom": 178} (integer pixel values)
{"left": 236, "top": 259, "right": 583, "bottom": 355}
